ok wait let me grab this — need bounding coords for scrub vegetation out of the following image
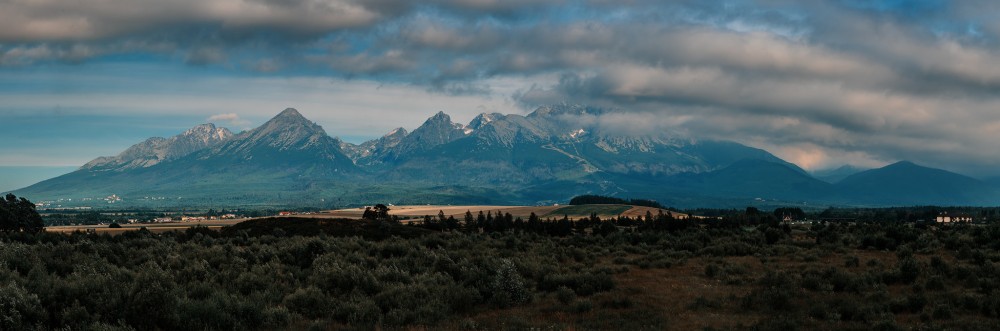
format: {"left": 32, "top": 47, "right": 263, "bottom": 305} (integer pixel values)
{"left": 3, "top": 197, "right": 1000, "bottom": 330}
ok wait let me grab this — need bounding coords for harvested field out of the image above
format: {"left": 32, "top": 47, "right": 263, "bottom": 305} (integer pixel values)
{"left": 45, "top": 219, "right": 249, "bottom": 234}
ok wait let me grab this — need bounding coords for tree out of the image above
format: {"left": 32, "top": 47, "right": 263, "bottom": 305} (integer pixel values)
{"left": 373, "top": 204, "right": 390, "bottom": 221}
{"left": 0, "top": 194, "right": 44, "bottom": 233}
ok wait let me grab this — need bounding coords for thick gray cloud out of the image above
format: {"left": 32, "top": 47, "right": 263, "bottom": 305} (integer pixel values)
{"left": 4, "top": 0, "right": 1000, "bottom": 175}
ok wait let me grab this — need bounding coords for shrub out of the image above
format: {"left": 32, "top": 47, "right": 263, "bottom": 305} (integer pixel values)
{"left": 572, "top": 299, "right": 593, "bottom": 313}
{"left": 344, "top": 296, "right": 381, "bottom": 326}
{"left": 844, "top": 255, "right": 861, "bottom": 268}
{"left": 261, "top": 306, "right": 291, "bottom": 329}
{"left": 490, "top": 259, "right": 530, "bottom": 307}
{"left": 705, "top": 264, "right": 721, "bottom": 278}
{"left": 929, "top": 256, "right": 950, "bottom": 275}
{"left": 0, "top": 282, "right": 44, "bottom": 331}
{"left": 931, "top": 304, "right": 953, "bottom": 320}
{"left": 556, "top": 286, "right": 576, "bottom": 305}
{"left": 310, "top": 259, "right": 380, "bottom": 295}
{"left": 539, "top": 272, "right": 614, "bottom": 296}
{"left": 924, "top": 276, "right": 946, "bottom": 291}
{"left": 600, "top": 295, "right": 633, "bottom": 309}
{"left": 282, "top": 287, "right": 330, "bottom": 319}
{"left": 896, "top": 257, "right": 921, "bottom": 284}
{"left": 752, "top": 272, "right": 798, "bottom": 312}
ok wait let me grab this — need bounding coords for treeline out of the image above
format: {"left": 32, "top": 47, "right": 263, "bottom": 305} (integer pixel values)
{"left": 406, "top": 208, "right": 695, "bottom": 237}
{"left": 568, "top": 195, "right": 667, "bottom": 209}
{"left": 0, "top": 194, "right": 44, "bottom": 233}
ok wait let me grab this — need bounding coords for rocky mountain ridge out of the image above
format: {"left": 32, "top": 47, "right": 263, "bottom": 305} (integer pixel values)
{"left": 16, "top": 106, "right": 1000, "bottom": 208}
{"left": 82, "top": 123, "right": 233, "bottom": 171}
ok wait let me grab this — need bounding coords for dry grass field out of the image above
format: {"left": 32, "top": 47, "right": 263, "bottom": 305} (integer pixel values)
{"left": 45, "top": 219, "right": 249, "bottom": 234}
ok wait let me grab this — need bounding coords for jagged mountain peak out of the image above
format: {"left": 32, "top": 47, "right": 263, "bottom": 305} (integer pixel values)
{"left": 343, "top": 127, "right": 411, "bottom": 165}
{"left": 81, "top": 122, "right": 234, "bottom": 171}
{"left": 276, "top": 107, "right": 304, "bottom": 119}
{"left": 258, "top": 108, "right": 319, "bottom": 131}
{"left": 469, "top": 112, "right": 505, "bottom": 130}
{"left": 414, "top": 111, "right": 465, "bottom": 131}
{"left": 365, "top": 111, "right": 470, "bottom": 160}
{"left": 385, "top": 127, "right": 408, "bottom": 137}
{"left": 183, "top": 123, "right": 234, "bottom": 141}
{"left": 23, "top": 104, "right": 1000, "bottom": 208}
{"left": 426, "top": 111, "right": 453, "bottom": 123}
{"left": 254, "top": 108, "right": 326, "bottom": 138}
{"left": 186, "top": 123, "right": 217, "bottom": 132}
{"left": 200, "top": 108, "right": 356, "bottom": 172}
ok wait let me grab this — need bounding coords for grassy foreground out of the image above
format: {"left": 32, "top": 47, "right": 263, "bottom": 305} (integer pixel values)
{"left": 1, "top": 218, "right": 1000, "bottom": 330}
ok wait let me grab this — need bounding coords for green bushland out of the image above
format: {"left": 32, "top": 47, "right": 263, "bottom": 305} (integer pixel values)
{"left": 4, "top": 205, "right": 1000, "bottom": 329}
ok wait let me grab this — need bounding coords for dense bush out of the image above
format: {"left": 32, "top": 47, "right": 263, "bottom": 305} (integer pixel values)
{"left": 0, "top": 225, "right": 622, "bottom": 329}
{"left": 4, "top": 216, "right": 1000, "bottom": 329}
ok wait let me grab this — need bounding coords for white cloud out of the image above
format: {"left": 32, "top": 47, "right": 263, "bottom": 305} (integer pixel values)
{"left": 0, "top": 0, "right": 384, "bottom": 42}
{"left": 0, "top": 63, "right": 530, "bottom": 145}
{"left": 207, "top": 113, "right": 252, "bottom": 128}
{"left": 5, "top": 0, "right": 1000, "bottom": 177}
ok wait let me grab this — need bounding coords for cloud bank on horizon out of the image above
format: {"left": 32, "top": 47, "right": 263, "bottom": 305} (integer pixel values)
{"left": 2, "top": 0, "right": 1000, "bottom": 176}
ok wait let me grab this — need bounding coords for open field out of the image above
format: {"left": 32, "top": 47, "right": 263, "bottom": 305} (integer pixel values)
{"left": 45, "top": 219, "right": 250, "bottom": 234}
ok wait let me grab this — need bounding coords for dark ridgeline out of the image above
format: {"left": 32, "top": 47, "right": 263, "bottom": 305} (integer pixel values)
{"left": 568, "top": 194, "right": 666, "bottom": 209}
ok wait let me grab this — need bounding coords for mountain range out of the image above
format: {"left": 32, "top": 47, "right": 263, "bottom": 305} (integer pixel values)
{"left": 14, "top": 106, "right": 1000, "bottom": 208}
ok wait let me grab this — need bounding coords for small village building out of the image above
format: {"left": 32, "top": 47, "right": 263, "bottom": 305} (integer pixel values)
{"left": 936, "top": 212, "right": 972, "bottom": 223}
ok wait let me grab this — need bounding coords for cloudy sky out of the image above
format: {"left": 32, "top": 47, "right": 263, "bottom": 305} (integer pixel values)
{"left": 3, "top": 0, "right": 1000, "bottom": 181}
